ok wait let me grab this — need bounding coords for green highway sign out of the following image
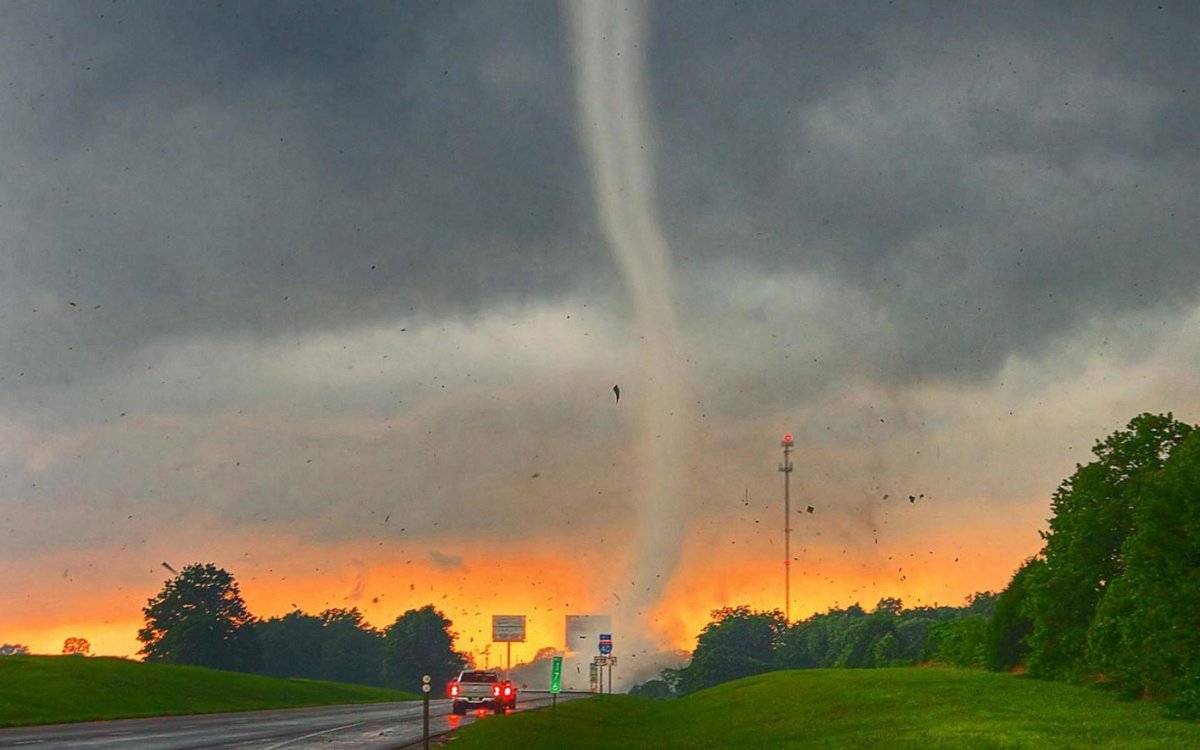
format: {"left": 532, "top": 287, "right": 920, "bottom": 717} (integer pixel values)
{"left": 550, "top": 655, "right": 563, "bottom": 694}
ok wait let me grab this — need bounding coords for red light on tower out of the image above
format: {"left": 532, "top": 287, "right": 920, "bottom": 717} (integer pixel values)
{"left": 782, "top": 433, "right": 794, "bottom": 446}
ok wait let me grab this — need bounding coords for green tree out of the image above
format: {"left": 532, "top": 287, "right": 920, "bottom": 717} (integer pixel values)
{"left": 985, "top": 558, "right": 1039, "bottom": 672}
{"left": 1086, "top": 432, "right": 1200, "bottom": 711}
{"left": 317, "top": 608, "right": 385, "bottom": 686}
{"left": 673, "top": 606, "right": 785, "bottom": 695}
{"left": 382, "top": 605, "right": 467, "bottom": 692}
{"left": 256, "top": 610, "right": 325, "bottom": 679}
{"left": 832, "top": 615, "right": 874, "bottom": 667}
{"left": 869, "top": 632, "right": 900, "bottom": 666}
{"left": 1024, "top": 413, "right": 1193, "bottom": 678}
{"left": 931, "top": 616, "right": 989, "bottom": 668}
{"left": 964, "top": 591, "right": 999, "bottom": 618}
{"left": 895, "top": 618, "right": 932, "bottom": 664}
{"left": 137, "top": 563, "right": 261, "bottom": 672}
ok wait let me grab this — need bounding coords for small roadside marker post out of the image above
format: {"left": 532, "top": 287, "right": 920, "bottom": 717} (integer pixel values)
{"left": 599, "top": 634, "right": 614, "bottom": 694}
{"left": 550, "top": 655, "right": 563, "bottom": 717}
{"left": 421, "top": 674, "right": 431, "bottom": 750}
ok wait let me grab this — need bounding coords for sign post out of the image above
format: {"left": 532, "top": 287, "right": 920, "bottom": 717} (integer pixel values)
{"left": 421, "top": 674, "right": 431, "bottom": 750}
{"left": 598, "top": 634, "right": 614, "bottom": 694}
{"left": 550, "top": 655, "right": 562, "bottom": 717}
{"left": 492, "top": 615, "right": 527, "bottom": 679}
{"left": 594, "top": 655, "right": 607, "bottom": 693}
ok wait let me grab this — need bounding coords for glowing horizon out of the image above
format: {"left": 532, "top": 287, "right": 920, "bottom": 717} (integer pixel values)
{"left": 2, "top": 1, "right": 1199, "bottom": 696}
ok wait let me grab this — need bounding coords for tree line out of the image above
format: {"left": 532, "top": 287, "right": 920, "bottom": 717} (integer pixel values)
{"left": 651, "top": 413, "right": 1200, "bottom": 718}
{"left": 656, "top": 594, "right": 995, "bottom": 696}
{"left": 136, "top": 563, "right": 467, "bottom": 692}
{"left": 996, "top": 413, "right": 1200, "bottom": 716}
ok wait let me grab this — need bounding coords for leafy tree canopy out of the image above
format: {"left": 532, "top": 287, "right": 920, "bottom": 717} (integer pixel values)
{"left": 1025, "top": 413, "right": 1194, "bottom": 678}
{"left": 137, "top": 563, "right": 261, "bottom": 673}
{"left": 383, "top": 605, "right": 467, "bottom": 692}
{"left": 669, "top": 606, "right": 785, "bottom": 695}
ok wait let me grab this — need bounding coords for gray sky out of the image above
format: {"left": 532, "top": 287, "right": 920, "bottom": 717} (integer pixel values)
{"left": 2, "top": 1, "right": 1199, "bottom": 660}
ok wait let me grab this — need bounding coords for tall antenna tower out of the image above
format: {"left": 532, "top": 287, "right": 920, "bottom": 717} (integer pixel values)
{"left": 779, "top": 433, "right": 794, "bottom": 622}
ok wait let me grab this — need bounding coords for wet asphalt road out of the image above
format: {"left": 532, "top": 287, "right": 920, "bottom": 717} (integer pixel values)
{"left": 0, "top": 692, "right": 587, "bottom": 749}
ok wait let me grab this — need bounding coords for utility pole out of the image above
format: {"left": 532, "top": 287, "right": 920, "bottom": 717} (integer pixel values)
{"left": 779, "top": 433, "right": 794, "bottom": 623}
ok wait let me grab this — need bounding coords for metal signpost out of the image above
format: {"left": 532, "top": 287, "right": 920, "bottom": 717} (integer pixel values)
{"left": 421, "top": 674, "right": 431, "bottom": 750}
{"left": 550, "top": 655, "right": 563, "bottom": 717}
{"left": 598, "top": 634, "right": 613, "bottom": 693}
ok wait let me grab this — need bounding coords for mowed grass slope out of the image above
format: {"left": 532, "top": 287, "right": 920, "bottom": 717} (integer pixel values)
{"left": 0, "top": 655, "right": 417, "bottom": 727}
{"left": 452, "top": 668, "right": 1200, "bottom": 749}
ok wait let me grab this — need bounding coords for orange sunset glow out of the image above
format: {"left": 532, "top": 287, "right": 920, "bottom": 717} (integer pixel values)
{"left": 6, "top": 483, "right": 1051, "bottom": 667}
{"left": 4, "top": 0, "right": 1200, "bottom": 711}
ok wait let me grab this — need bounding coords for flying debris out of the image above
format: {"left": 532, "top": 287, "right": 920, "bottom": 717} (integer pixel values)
{"left": 806, "top": 506, "right": 814, "bottom": 514}
{"left": 161, "top": 562, "right": 178, "bottom": 575}
{"left": 613, "top": 384, "right": 620, "bottom": 404}
{"left": 909, "top": 495, "right": 916, "bottom": 503}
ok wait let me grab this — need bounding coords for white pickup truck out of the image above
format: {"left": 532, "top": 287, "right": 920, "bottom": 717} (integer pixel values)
{"left": 448, "top": 670, "right": 517, "bottom": 714}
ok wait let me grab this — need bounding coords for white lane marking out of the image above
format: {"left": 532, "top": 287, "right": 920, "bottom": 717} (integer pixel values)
{"left": 259, "top": 721, "right": 365, "bottom": 750}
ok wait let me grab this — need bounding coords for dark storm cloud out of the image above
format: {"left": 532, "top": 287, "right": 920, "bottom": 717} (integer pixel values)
{"left": 1, "top": 0, "right": 1198, "bottom": 401}
{"left": 0, "top": 0, "right": 604, "bottom": 393}
{"left": 649, "top": 1, "right": 1200, "bottom": 382}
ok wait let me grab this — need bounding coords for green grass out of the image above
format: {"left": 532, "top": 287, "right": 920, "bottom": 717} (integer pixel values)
{"left": 450, "top": 668, "right": 1200, "bottom": 749}
{"left": 0, "top": 655, "right": 418, "bottom": 727}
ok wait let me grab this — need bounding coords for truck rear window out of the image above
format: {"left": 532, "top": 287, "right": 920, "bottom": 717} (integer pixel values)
{"left": 459, "top": 671, "right": 499, "bottom": 682}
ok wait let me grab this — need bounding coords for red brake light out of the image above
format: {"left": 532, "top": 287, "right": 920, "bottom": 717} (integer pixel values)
{"left": 449, "top": 683, "right": 459, "bottom": 697}
{"left": 493, "top": 685, "right": 501, "bottom": 696}
{"left": 504, "top": 686, "right": 511, "bottom": 696}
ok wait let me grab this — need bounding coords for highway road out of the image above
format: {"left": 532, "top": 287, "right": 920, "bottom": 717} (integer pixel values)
{"left": 0, "top": 692, "right": 587, "bottom": 749}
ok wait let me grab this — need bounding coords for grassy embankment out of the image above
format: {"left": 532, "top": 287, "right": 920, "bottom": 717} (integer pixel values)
{"left": 451, "top": 667, "right": 1200, "bottom": 749}
{"left": 0, "top": 655, "right": 417, "bottom": 727}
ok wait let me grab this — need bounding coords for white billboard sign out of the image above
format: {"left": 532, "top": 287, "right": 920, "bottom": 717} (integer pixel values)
{"left": 492, "top": 614, "right": 527, "bottom": 643}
